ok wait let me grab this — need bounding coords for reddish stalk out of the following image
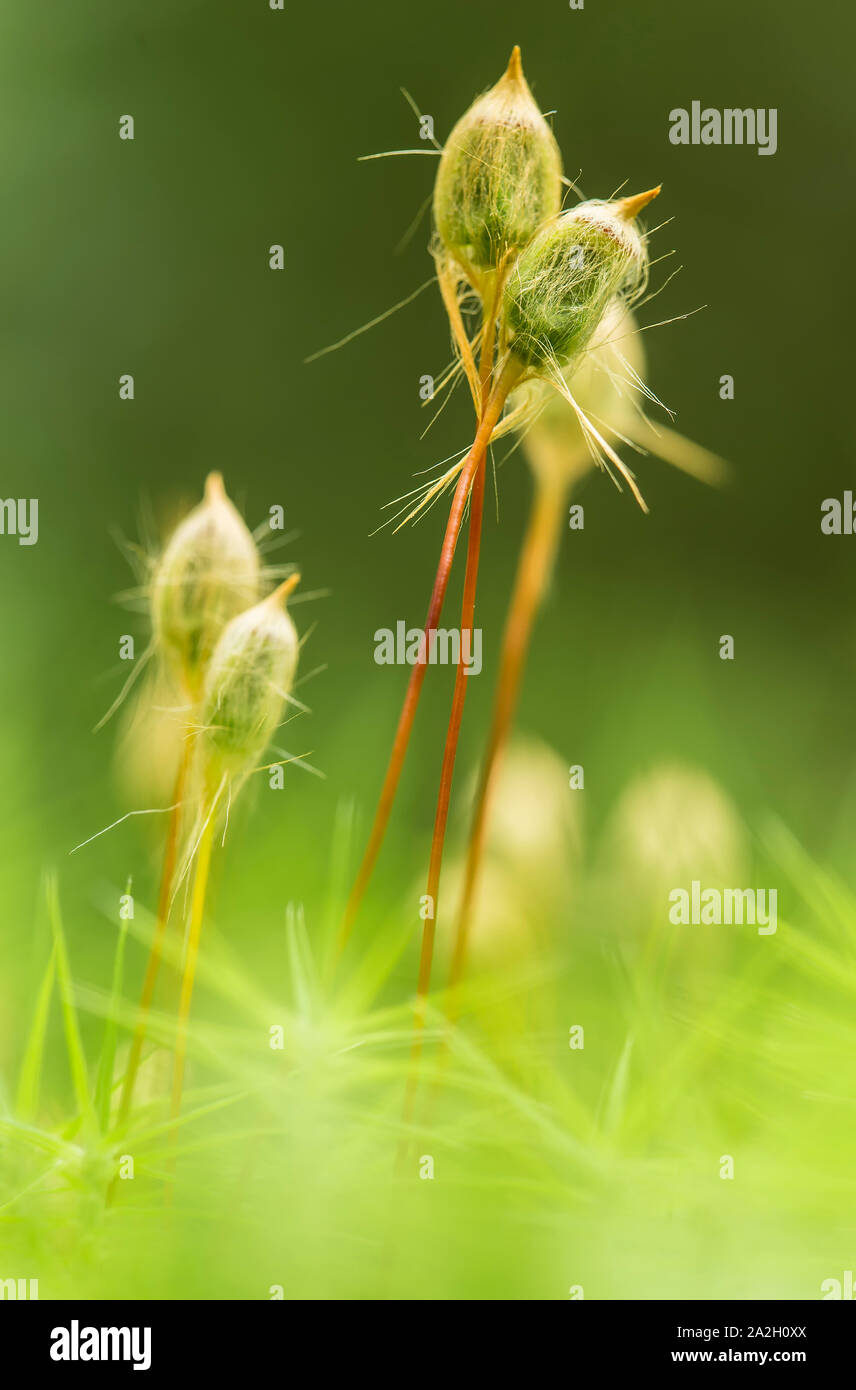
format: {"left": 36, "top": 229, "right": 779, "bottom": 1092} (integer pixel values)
{"left": 404, "top": 454, "right": 487, "bottom": 1090}
{"left": 334, "top": 387, "right": 509, "bottom": 961}
{"left": 448, "top": 475, "right": 566, "bottom": 1003}
{"left": 398, "top": 298, "right": 512, "bottom": 1152}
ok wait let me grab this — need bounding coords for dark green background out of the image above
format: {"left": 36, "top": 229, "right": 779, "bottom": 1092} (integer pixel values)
{"left": 0, "top": 1, "right": 852, "bottom": 1055}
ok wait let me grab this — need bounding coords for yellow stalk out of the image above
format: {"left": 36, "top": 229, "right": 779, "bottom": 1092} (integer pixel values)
{"left": 166, "top": 792, "right": 217, "bottom": 1195}
{"left": 117, "top": 736, "right": 192, "bottom": 1128}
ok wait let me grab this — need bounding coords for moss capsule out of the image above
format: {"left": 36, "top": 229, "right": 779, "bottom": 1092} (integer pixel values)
{"left": 152, "top": 472, "right": 261, "bottom": 694}
{"left": 434, "top": 46, "right": 562, "bottom": 288}
{"left": 502, "top": 187, "right": 660, "bottom": 372}
{"left": 200, "top": 575, "right": 300, "bottom": 778}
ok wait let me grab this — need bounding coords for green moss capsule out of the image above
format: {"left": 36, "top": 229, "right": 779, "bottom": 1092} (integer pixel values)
{"left": 434, "top": 46, "right": 562, "bottom": 287}
{"left": 151, "top": 472, "right": 261, "bottom": 694}
{"left": 200, "top": 575, "right": 300, "bottom": 778}
{"left": 502, "top": 187, "right": 660, "bottom": 372}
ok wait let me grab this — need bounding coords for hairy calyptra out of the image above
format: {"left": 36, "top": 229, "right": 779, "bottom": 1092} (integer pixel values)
{"left": 433, "top": 46, "right": 562, "bottom": 289}
{"left": 152, "top": 472, "right": 261, "bottom": 695}
{"left": 200, "top": 574, "right": 300, "bottom": 781}
{"left": 503, "top": 189, "right": 660, "bottom": 373}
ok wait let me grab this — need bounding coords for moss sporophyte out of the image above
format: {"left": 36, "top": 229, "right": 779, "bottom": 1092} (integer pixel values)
{"left": 96, "top": 49, "right": 719, "bottom": 1183}
{"left": 118, "top": 473, "right": 263, "bottom": 1130}
{"left": 323, "top": 47, "right": 719, "bottom": 1143}
{"left": 113, "top": 477, "right": 304, "bottom": 1197}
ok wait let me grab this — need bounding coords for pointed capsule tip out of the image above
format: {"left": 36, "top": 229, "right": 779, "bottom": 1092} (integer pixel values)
{"left": 204, "top": 471, "right": 226, "bottom": 502}
{"left": 269, "top": 572, "right": 300, "bottom": 607}
{"left": 614, "top": 185, "right": 662, "bottom": 222}
{"left": 504, "top": 45, "right": 523, "bottom": 83}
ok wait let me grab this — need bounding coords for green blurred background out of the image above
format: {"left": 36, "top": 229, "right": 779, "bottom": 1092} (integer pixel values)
{"left": 0, "top": 0, "right": 854, "bottom": 1299}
